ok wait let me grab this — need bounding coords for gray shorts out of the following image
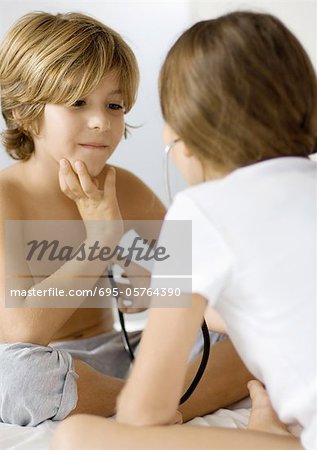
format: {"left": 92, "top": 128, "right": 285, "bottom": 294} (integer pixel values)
{"left": 0, "top": 343, "right": 78, "bottom": 427}
{"left": 50, "top": 329, "right": 142, "bottom": 379}
{"left": 0, "top": 330, "right": 141, "bottom": 427}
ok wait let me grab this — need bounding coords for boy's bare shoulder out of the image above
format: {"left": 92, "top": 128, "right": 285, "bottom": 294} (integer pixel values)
{"left": 110, "top": 165, "right": 166, "bottom": 220}
{"left": 0, "top": 164, "right": 25, "bottom": 219}
{"left": 114, "top": 166, "right": 148, "bottom": 192}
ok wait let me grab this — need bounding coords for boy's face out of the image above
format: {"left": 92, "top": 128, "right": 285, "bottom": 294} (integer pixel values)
{"left": 33, "top": 71, "right": 125, "bottom": 177}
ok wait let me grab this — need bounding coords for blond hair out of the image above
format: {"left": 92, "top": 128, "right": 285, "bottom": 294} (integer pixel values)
{"left": 0, "top": 11, "right": 139, "bottom": 160}
{"left": 160, "top": 11, "right": 317, "bottom": 170}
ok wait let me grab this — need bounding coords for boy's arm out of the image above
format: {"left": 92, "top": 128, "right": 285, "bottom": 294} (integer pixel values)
{"left": 114, "top": 166, "right": 166, "bottom": 223}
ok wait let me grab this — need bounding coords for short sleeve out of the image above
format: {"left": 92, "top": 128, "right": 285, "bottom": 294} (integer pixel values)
{"left": 151, "top": 191, "right": 234, "bottom": 307}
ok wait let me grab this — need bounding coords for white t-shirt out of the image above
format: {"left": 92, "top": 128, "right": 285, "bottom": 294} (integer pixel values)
{"left": 154, "top": 157, "right": 316, "bottom": 450}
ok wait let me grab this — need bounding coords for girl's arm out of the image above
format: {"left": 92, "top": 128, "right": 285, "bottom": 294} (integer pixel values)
{"left": 116, "top": 293, "right": 207, "bottom": 426}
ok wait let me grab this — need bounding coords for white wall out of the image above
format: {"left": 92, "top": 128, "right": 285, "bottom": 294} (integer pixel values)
{"left": 189, "top": 1, "right": 316, "bottom": 67}
{"left": 0, "top": 0, "right": 316, "bottom": 202}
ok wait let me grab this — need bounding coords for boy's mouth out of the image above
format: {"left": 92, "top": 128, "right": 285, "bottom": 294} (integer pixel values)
{"left": 79, "top": 143, "right": 109, "bottom": 150}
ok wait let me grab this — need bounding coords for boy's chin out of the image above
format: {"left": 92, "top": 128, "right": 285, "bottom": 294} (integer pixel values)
{"left": 88, "top": 165, "right": 105, "bottom": 178}
{"left": 70, "top": 160, "right": 106, "bottom": 178}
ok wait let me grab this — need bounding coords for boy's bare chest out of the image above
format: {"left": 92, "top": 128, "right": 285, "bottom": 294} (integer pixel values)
{"left": 23, "top": 193, "right": 81, "bottom": 220}
{"left": 21, "top": 195, "right": 114, "bottom": 341}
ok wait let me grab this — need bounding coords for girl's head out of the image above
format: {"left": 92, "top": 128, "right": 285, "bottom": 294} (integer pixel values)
{"left": 160, "top": 11, "right": 317, "bottom": 178}
{"left": 0, "top": 11, "right": 139, "bottom": 162}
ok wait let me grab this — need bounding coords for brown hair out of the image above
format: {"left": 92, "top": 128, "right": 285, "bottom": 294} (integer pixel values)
{"left": 0, "top": 12, "right": 139, "bottom": 160}
{"left": 160, "top": 11, "right": 317, "bottom": 170}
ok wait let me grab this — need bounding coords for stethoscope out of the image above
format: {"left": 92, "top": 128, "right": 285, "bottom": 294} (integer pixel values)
{"left": 108, "top": 138, "right": 210, "bottom": 405}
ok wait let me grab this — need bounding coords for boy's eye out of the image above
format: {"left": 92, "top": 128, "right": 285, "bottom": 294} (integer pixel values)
{"left": 107, "top": 103, "right": 125, "bottom": 112}
{"left": 71, "top": 100, "right": 86, "bottom": 107}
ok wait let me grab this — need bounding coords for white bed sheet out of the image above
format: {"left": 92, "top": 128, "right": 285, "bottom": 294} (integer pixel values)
{"left": 0, "top": 399, "right": 251, "bottom": 450}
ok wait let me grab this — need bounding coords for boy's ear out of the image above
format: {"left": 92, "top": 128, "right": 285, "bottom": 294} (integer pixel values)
{"left": 11, "top": 107, "right": 40, "bottom": 136}
{"left": 28, "top": 120, "right": 40, "bottom": 136}
{"left": 11, "top": 107, "right": 27, "bottom": 131}
{"left": 11, "top": 106, "right": 24, "bottom": 123}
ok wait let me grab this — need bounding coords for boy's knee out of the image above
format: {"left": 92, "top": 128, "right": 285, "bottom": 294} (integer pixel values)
{"left": 0, "top": 343, "right": 78, "bottom": 426}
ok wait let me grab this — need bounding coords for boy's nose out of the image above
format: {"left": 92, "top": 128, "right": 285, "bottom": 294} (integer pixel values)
{"left": 87, "top": 112, "right": 111, "bottom": 131}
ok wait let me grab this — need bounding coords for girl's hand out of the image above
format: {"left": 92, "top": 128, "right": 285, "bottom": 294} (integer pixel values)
{"left": 59, "top": 159, "right": 123, "bottom": 241}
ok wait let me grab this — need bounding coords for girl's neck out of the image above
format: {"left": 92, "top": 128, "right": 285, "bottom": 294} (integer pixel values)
{"left": 202, "top": 163, "right": 232, "bottom": 182}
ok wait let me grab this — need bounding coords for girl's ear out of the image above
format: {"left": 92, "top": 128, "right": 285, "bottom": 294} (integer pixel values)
{"left": 183, "top": 145, "right": 194, "bottom": 158}
{"left": 184, "top": 147, "right": 193, "bottom": 158}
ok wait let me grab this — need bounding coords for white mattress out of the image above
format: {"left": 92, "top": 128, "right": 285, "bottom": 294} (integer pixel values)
{"left": 0, "top": 399, "right": 251, "bottom": 450}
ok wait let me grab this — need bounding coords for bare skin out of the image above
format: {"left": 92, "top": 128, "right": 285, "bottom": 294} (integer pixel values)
{"left": 50, "top": 378, "right": 301, "bottom": 450}
{"left": 69, "top": 360, "right": 124, "bottom": 418}
{"left": 70, "top": 339, "right": 252, "bottom": 420}
{"left": 179, "top": 338, "right": 252, "bottom": 422}
{"left": 50, "top": 395, "right": 302, "bottom": 450}
{"left": 51, "top": 423, "right": 302, "bottom": 450}
{"left": 247, "top": 380, "right": 291, "bottom": 436}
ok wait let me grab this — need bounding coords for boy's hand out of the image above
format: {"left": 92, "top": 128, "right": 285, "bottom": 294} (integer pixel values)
{"left": 59, "top": 159, "right": 122, "bottom": 221}
{"left": 58, "top": 159, "right": 123, "bottom": 242}
{"left": 113, "top": 263, "right": 152, "bottom": 311}
{"left": 113, "top": 274, "right": 148, "bottom": 314}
